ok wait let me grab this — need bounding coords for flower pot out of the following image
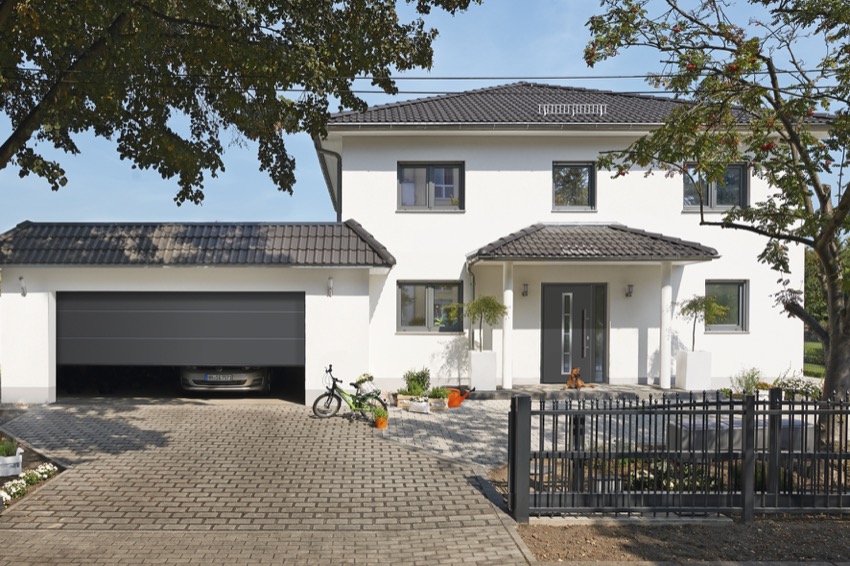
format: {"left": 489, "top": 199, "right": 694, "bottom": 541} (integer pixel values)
{"left": 375, "top": 417, "right": 388, "bottom": 430}
{"left": 408, "top": 400, "right": 430, "bottom": 414}
{"left": 0, "top": 448, "right": 24, "bottom": 477}
{"left": 428, "top": 398, "right": 449, "bottom": 411}
{"left": 675, "top": 350, "right": 712, "bottom": 390}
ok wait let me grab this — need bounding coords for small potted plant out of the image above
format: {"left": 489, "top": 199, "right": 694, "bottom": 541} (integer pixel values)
{"left": 373, "top": 406, "right": 389, "bottom": 430}
{"left": 447, "top": 295, "right": 508, "bottom": 390}
{"left": 396, "top": 368, "right": 430, "bottom": 408}
{"left": 427, "top": 387, "right": 450, "bottom": 411}
{"left": 0, "top": 437, "right": 24, "bottom": 477}
{"left": 676, "top": 295, "right": 728, "bottom": 390}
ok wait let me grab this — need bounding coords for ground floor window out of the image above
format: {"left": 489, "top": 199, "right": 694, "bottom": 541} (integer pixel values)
{"left": 705, "top": 280, "right": 748, "bottom": 332}
{"left": 397, "top": 282, "right": 462, "bottom": 332}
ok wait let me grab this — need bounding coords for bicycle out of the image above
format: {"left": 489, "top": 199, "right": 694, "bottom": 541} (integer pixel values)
{"left": 312, "top": 365, "right": 388, "bottom": 422}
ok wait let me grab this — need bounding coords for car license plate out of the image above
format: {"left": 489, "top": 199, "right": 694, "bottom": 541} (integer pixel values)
{"left": 205, "top": 374, "right": 233, "bottom": 382}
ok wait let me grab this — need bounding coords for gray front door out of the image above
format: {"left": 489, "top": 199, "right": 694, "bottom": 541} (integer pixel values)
{"left": 541, "top": 284, "right": 606, "bottom": 384}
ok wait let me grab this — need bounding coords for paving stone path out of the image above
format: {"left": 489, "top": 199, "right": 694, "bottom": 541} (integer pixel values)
{"left": 0, "top": 399, "right": 531, "bottom": 565}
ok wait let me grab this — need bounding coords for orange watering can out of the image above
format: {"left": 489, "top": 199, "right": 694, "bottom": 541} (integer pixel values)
{"left": 446, "top": 387, "right": 474, "bottom": 408}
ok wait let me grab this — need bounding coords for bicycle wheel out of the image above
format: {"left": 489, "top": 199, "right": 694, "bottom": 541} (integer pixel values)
{"left": 359, "top": 396, "right": 388, "bottom": 422}
{"left": 312, "top": 393, "right": 342, "bottom": 418}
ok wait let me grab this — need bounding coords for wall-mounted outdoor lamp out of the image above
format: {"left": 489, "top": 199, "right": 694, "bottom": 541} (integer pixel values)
{"left": 327, "top": 276, "right": 334, "bottom": 297}
{"left": 522, "top": 283, "right": 529, "bottom": 297}
{"left": 625, "top": 284, "right": 634, "bottom": 298}
{"left": 19, "top": 276, "right": 27, "bottom": 297}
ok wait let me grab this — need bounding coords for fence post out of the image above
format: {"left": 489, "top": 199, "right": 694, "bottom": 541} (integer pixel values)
{"left": 767, "top": 388, "right": 781, "bottom": 498}
{"left": 508, "top": 394, "right": 531, "bottom": 524}
{"left": 742, "top": 394, "right": 756, "bottom": 523}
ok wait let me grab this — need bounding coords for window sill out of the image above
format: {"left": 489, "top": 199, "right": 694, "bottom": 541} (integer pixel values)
{"left": 552, "top": 208, "right": 597, "bottom": 213}
{"left": 396, "top": 331, "right": 465, "bottom": 336}
{"left": 705, "top": 330, "right": 749, "bottom": 335}
{"left": 396, "top": 209, "right": 465, "bottom": 214}
{"left": 682, "top": 208, "right": 736, "bottom": 214}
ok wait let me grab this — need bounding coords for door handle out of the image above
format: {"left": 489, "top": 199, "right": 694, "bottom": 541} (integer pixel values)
{"left": 582, "top": 309, "right": 589, "bottom": 358}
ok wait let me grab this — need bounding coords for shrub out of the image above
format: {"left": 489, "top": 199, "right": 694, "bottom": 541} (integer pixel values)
{"left": 399, "top": 368, "right": 430, "bottom": 396}
{"left": 0, "top": 438, "right": 17, "bottom": 457}
{"left": 428, "top": 387, "right": 449, "bottom": 399}
{"left": 730, "top": 367, "right": 762, "bottom": 395}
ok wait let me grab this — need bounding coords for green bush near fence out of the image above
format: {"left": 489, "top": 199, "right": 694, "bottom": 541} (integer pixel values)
{"left": 804, "top": 341, "right": 826, "bottom": 378}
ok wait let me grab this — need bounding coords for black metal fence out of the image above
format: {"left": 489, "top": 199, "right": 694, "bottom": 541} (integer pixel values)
{"left": 507, "top": 390, "right": 850, "bottom": 523}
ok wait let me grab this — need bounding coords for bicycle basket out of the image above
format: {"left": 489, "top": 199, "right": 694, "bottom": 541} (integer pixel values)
{"left": 357, "top": 380, "right": 379, "bottom": 394}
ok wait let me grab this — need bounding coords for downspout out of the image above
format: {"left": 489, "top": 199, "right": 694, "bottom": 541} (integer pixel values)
{"left": 465, "top": 259, "right": 477, "bottom": 351}
{"left": 314, "top": 144, "right": 343, "bottom": 223}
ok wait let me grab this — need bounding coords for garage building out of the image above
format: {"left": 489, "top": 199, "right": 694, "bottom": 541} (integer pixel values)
{"left": 0, "top": 220, "right": 395, "bottom": 404}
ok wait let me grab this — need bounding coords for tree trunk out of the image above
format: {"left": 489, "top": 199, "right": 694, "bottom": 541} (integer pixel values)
{"left": 823, "top": 339, "right": 850, "bottom": 400}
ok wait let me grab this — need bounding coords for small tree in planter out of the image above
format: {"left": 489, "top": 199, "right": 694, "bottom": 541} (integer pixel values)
{"left": 448, "top": 295, "right": 508, "bottom": 390}
{"left": 679, "top": 295, "right": 729, "bottom": 352}
{"left": 676, "top": 295, "right": 729, "bottom": 390}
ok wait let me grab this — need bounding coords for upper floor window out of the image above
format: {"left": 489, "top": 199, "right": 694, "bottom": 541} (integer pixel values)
{"left": 398, "top": 163, "right": 464, "bottom": 211}
{"left": 398, "top": 281, "right": 462, "bottom": 332}
{"left": 553, "top": 163, "right": 595, "bottom": 210}
{"left": 705, "top": 280, "right": 748, "bottom": 332}
{"left": 683, "top": 164, "right": 748, "bottom": 210}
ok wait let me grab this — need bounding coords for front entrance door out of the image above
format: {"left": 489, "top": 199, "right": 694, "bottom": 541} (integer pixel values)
{"left": 541, "top": 284, "right": 606, "bottom": 384}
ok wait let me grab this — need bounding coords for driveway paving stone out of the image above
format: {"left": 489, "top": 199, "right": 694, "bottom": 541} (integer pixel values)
{"left": 0, "top": 398, "right": 531, "bottom": 565}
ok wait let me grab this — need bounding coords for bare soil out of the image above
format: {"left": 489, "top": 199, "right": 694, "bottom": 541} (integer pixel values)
{"left": 488, "top": 465, "right": 850, "bottom": 563}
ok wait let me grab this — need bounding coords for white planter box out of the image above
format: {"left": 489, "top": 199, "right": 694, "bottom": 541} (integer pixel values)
{"left": 0, "top": 448, "right": 24, "bottom": 477}
{"left": 469, "top": 350, "right": 498, "bottom": 391}
{"left": 675, "top": 351, "right": 712, "bottom": 391}
{"left": 408, "top": 400, "right": 430, "bottom": 414}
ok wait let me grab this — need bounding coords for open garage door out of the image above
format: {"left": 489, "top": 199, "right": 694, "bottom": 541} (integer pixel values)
{"left": 57, "top": 292, "right": 305, "bottom": 366}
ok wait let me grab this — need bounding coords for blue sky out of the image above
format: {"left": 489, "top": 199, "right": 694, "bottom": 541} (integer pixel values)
{"left": 0, "top": 1, "right": 812, "bottom": 232}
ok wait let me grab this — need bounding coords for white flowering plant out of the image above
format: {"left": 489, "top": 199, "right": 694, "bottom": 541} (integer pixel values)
{"left": 1, "top": 463, "right": 58, "bottom": 508}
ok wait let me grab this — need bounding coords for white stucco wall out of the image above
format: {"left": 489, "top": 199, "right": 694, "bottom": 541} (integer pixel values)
{"left": 0, "top": 266, "right": 371, "bottom": 404}
{"left": 336, "top": 132, "right": 803, "bottom": 389}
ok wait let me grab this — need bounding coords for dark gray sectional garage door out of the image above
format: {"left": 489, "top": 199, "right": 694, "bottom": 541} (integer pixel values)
{"left": 57, "top": 292, "right": 305, "bottom": 366}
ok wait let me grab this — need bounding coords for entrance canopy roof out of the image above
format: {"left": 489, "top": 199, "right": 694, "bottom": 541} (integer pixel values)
{"left": 467, "top": 224, "right": 718, "bottom": 263}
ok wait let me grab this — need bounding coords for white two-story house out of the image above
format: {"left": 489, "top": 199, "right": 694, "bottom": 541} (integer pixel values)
{"left": 315, "top": 82, "right": 803, "bottom": 392}
{"left": 0, "top": 82, "right": 804, "bottom": 404}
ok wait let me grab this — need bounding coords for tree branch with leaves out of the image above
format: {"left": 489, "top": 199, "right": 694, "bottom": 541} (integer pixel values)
{"left": 0, "top": 0, "right": 480, "bottom": 203}
{"left": 585, "top": 0, "right": 850, "bottom": 398}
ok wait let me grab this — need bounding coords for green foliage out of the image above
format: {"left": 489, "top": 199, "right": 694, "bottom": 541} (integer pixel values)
{"left": 0, "top": 438, "right": 17, "bottom": 457}
{"left": 372, "top": 405, "right": 388, "bottom": 419}
{"left": 805, "top": 341, "right": 825, "bottom": 366}
{"left": 427, "top": 387, "right": 449, "bottom": 399}
{"left": 678, "top": 295, "right": 729, "bottom": 351}
{"left": 584, "top": 0, "right": 850, "bottom": 397}
{"left": 449, "top": 295, "right": 508, "bottom": 351}
{"left": 731, "top": 367, "right": 762, "bottom": 395}
{"left": 400, "top": 367, "right": 430, "bottom": 396}
{"left": 0, "top": 0, "right": 480, "bottom": 203}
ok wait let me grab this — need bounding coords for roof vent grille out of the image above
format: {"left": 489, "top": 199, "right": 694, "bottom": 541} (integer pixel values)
{"left": 538, "top": 103, "right": 608, "bottom": 117}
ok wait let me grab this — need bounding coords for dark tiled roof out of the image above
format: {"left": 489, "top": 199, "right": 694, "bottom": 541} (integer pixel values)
{"left": 0, "top": 220, "right": 396, "bottom": 267}
{"left": 468, "top": 224, "right": 718, "bottom": 262}
{"left": 328, "top": 82, "right": 832, "bottom": 128}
